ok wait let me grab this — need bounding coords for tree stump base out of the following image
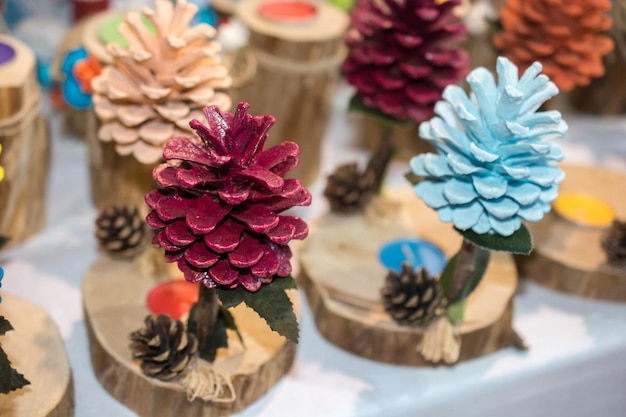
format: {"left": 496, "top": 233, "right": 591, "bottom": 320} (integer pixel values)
{"left": 516, "top": 165, "right": 626, "bottom": 301}
{"left": 0, "top": 35, "right": 50, "bottom": 246}
{"left": 0, "top": 294, "right": 74, "bottom": 417}
{"left": 299, "top": 189, "right": 519, "bottom": 366}
{"left": 235, "top": 0, "right": 349, "bottom": 186}
{"left": 83, "top": 256, "right": 297, "bottom": 417}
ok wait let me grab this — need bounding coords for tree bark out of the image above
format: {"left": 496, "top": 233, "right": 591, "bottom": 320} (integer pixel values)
{"left": 447, "top": 239, "right": 479, "bottom": 302}
{"left": 368, "top": 127, "right": 394, "bottom": 193}
{"left": 191, "top": 285, "right": 219, "bottom": 353}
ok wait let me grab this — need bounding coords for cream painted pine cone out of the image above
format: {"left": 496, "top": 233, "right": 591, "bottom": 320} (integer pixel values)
{"left": 92, "top": 0, "right": 232, "bottom": 164}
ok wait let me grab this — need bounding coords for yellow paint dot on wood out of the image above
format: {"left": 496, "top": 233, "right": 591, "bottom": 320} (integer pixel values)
{"left": 553, "top": 192, "right": 615, "bottom": 228}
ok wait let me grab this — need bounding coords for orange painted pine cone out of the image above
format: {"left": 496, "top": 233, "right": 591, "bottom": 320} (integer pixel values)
{"left": 493, "top": 0, "right": 614, "bottom": 92}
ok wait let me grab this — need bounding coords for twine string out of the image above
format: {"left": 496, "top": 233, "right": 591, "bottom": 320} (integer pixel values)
{"left": 179, "top": 357, "right": 236, "bottom": 403}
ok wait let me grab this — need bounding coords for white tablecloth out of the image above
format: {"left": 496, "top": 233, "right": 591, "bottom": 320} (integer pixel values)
{"left": 3, "top": 84, "right": 626, "bottom": 417}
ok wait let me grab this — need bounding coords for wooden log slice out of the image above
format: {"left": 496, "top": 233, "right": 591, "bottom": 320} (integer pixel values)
{"left": 299, "top": 189, "right": 518, "bottom": 366}
{"left": 81, "top": 10, "right": 124, "bottom": 65}
{"left": 0, "top": 293, "right": 74, "bottom": 417}
{"left": 235, "top": 0, "right": 349, "bottom": 186}
{"left": 83, "top": 256, "right": 297, "bottom": 417}
{"left": 0, "top": 35, "right": 38, "bottom": 120}
{"left": 0, "top": 35, "right": 49, "bottom": 246}
{"left": 516, "top": 165, "right": 626, "bottom": 301}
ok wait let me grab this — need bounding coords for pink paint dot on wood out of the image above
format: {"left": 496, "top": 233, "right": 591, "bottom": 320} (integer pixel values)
{"left": 146, "top": 280, "right": 199, "bottom": 320}
{"left": 258, "top": 0, "right": 318, "bottom": 23}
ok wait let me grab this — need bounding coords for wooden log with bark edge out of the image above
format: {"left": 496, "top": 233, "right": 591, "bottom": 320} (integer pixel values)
{"left": 0, "top": 293, "right": 74, "bottom": 417}
{"left": 0, "top": 35, "right": 50, "bottom": 246}
{"left": 299, "top": 188, "right": 519, "bottom": 366}
{"left": 83, "top": 256, "right": 298, "bottom": 417}
{"left": 516, "top": 164, "right": 626, "bottom": 301}
{"left": 235, "top": 0, "right": 349, "bottom": 186}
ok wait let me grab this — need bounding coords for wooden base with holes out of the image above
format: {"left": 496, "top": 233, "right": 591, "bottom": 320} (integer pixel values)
{"left": 83, "top": 256, "right": 297, "bottom": 417}
{"left": 0, "top": 35, "right": 50, "bottom": 246}
{"left": 299, "top": 189, "right": 519, "bottom": 366}
{"left": 516, "top": 165, "right": 626, "bottom": 301}
{"left": 0, "top": 294, "right": 74, "bottom": 417}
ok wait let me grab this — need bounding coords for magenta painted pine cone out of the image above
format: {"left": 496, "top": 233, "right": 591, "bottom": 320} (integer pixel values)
{"left": 343, "top": 0, "right": 469, "bottom": 122}
{"left": 146, "top": 102, "right": 311, "bottom": 292}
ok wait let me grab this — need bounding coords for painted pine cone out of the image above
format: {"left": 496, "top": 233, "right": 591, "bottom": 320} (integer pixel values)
{"left": 146, "top": 102, "right": 312, "bottom": 292}
{"left": 411, "top": 57, "right": 567, "bottom": 237}
{"left": 493, "top": 0, "right": 614, "bottom": 92}
{"left": 129, "top": 314, "right": 198, "bottom": 382}
{"left": 381, "top": 263, "right": 447, "bottom": 326}
{"left": 602, "top": 220, "right": 626, "bottom": 267}
{"left": 95, "top": 205, "right": 147, "bottom": 258}
{"left": 343, "top": 0, "right": 469, "bottom": 122}
{"left": 92, "top": 0, "right": 232, "bottom": 164}
{"left": 324, "top": 163, "right": 376, "bottom": 212}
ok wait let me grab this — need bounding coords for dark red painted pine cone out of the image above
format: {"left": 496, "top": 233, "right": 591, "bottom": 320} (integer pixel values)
{"left": 146, "top": 102, "right": 311, "bottom": 292}
{"left": 343, "top": 0, "right": 469, "bottom": 122}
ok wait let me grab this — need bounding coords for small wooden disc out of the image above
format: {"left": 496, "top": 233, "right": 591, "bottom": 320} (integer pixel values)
{"left": 83, "top": 256, "right": 297, "bottom": 417}
{"left": 236, "top": 0, "right": 348, "bottom": 42}
{"left": 299, "top": 189, "right": 518, "bottom": 366}
{"left": 516, "top": 164, "right": 626, "bottom": 301}
{"left": 0, "top": 294, "right": 74, "bottom": 417}
{"left": 0, "top": 35, "right": 37, "bottom": 120}
{"left": 82, "top": 10, "right": 125, "bottom": 65}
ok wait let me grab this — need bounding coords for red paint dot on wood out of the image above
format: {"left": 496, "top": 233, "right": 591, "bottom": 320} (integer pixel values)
{"left": 258, "top": 1, "right": 318, "bottom": 23}
{"left": 146, "top": 280, "right": 199, "bottom": 320}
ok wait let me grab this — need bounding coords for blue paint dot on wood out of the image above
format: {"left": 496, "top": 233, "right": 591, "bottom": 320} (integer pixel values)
{"left": 379, "top": 238, "right": 446, "bottom": 275}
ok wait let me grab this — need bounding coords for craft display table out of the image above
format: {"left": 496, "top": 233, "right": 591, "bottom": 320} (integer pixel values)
{"left": 2, "top": 86, "right": 626, "bottom": 417}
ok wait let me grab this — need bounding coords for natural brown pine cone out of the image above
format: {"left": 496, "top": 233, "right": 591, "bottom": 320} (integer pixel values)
{"left": 92, "top": 0, "right": 232, "bottom": 164}
{"left": 95, "top": 205, "right": 147, "bottom": 258}
{"left": 493, "top": 0, "right": 614, "bottom": 92}
{"left": 602, "top": 220, "right": 626, "bottom": 267}
{"left": 129, "top": 314, "right": 198, "bottom": 381}
{"left": 324, "top": 163, "right": 377, "bottom": 213}
{"left": 381, "top": 263, "right": 447, "bottom": 327}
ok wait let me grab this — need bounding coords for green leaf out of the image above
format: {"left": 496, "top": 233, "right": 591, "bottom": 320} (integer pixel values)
{"left": 221, "top": 307, "right": 244, "bottom": 346}
{"left": 0, "top": 346, "right": 11, "bottom": 393}
{"left": 457, "top": 249, "right": 490, "bottom": 301}
{"left": 439, "top": 249, "right": 490, "bottom": 304}
{"left": 404, "top": 171, "right": 424, "bottom": 186}
{"left": 217, "top": 276, "right": 299, "bottom": 343}
{"left": 438, "top": 255, "right": 457, "bottom": 299}
{"left": 348, "top": 93, "right": 411, "bottom": 128}
{"left": 188, "top": 305, "right": 239, "bottom": 363}
{"left": 456, "top": 224, "right": 533, "bottom": 255}
{"left": 447, "top": 300, "right": 466, "bottom": 325}
{"left": 0, "top": 316, "right": 13, "bottom": 336}
{"left": 0, "top": 319, "right": 30, "bottom": 393}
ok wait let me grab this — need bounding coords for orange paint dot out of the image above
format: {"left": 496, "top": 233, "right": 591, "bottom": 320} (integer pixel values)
{"left": 146, "top": 280, "right": 199, "bottom": 320}
{"left": 73, "top": 54, "right": 102, "bottom": 94}
{"left": 258, "top": 1, "right": 318, "bottom": 23}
